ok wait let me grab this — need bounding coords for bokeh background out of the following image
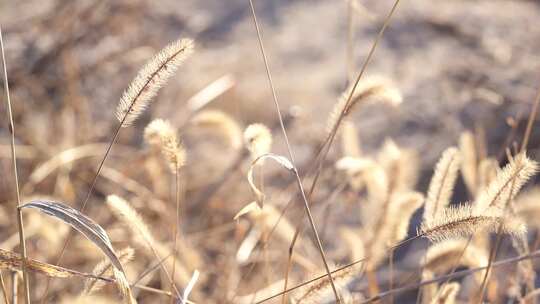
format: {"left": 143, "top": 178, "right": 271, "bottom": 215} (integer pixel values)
{"left": 2, "top": 0, "right": 540, "bottom": 303}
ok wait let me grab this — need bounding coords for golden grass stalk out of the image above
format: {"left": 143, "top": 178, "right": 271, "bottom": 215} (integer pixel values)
{"left": 474, "top": 152, "right": 538, "bottom": 212}
{"left": 460, "top": 131, "right": 478, "bottom": 195}
{"left": 116, "top": 38, "right": 194, "bottom": 126}
{"left": 0, "top": 248, "right": 105, "bottom": 280}
{"left": 82, "top": 247, "right": 135, "bottom": 297}
{"left": 326, "top": 76, "right": 402, "bottom": 134}
{"left": 244, "top": 123, "right": 273, "bottom": 160}
{"left": 191, "top": 110, "right": 242, "bottom": 149}
{"left": 423, "top": 147, "right": 461, "bottom": 225}
{"left": 419, "top": 204, "right": 526, "bottom": 243}
{"left": 0, "top": 26, "right": 31, "bottom": 303}
{"left": 144, "top": 119, "right": 186, "bottom": 172}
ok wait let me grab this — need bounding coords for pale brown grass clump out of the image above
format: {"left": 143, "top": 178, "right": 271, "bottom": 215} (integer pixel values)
{"left": 116, "top": 38, "right": 194, "bottom": 126}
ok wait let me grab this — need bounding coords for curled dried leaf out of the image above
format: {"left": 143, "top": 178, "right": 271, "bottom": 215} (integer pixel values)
{"left": 248, "top": 153, "right": 294, "bottom": 207}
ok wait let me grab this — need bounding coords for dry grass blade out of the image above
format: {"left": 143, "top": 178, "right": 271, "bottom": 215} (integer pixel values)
{"left": 116, "top": 38, "right": 194, "bottom": 126}
{"left": 0, "top": 248, "right": 111, "bottom": 281}
{"left": 234, "top": 201, "right": 262, "bottom": 220}
{"left": 0, "top": 25, "right": 31, "bottom": 303}
{"left": 20, "top": 201, "right": 124, "bottom": 272}
{"left": 181, "top": 270, "right": 199, "bottom": 304}
{"left": 186, "top": 74, "right": 235, "bottom": 113}
{"left": 19, "top": 200, "right": 135, "bottom": 302}
{"left": 247, "top": 153, "right": 294, "bottom": 207}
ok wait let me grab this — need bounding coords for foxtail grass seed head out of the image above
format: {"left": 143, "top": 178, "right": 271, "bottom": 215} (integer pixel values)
{"left": 106, "top": 195, "right": 156, "bottom": 249}
{"left": 423, "top": 147, "right": 461, "bottom": 225}
{"left": 82, "top": 247, "right": 135, "bottom": 297}
{"left": 419, "top": 204, "right": 526, "bottom": 243}
{"left": 116, "top": 38, "right": 194, "bottom": 126}
{"left": 244, "top": 123, "right": 273, "bottom": 160}
{"left": 144, "top": 119, "right": 186, "bottom": 172}
{"left": 326, "top": 75, "right": 402, "bottom": 134}
{"left": 474, "top": 152, "right": 538, "bottom": 212}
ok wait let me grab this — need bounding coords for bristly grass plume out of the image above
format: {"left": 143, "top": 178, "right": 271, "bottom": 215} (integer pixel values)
{"left": 116, "top": 38, "right": 194, "bottom": 126}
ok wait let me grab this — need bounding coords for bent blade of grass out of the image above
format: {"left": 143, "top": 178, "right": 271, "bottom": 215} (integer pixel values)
{"left": 19, "top": 200, "right": 135, "bottom": 303}
{"left": 247, "top": 153, "right": 294, "bottom": 208}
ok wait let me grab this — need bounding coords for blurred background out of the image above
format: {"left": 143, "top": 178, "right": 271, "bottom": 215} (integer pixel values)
{"left": 2, "top": 0, "right": 540, "bottom": 303}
